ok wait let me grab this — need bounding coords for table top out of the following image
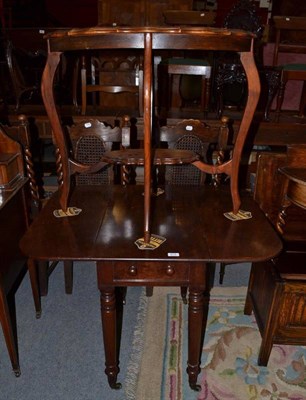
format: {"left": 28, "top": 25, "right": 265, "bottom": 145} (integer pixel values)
{"left": 279, "top": 167, "right": 306, "bottom": 186}
{"left": 45, "top": 26, "right": 255, "bottom": 52}
{"left": 20, "top": 185, "right": 282, "bottom": 263}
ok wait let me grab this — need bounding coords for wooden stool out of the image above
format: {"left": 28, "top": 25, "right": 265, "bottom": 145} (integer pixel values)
{"left": 244, "top": 254, "right": 306, "bottom": 366}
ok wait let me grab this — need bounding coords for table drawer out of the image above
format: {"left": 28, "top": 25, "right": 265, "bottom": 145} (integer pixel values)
{"left": 113, "top": 261, "right": 189, "bottom": 283}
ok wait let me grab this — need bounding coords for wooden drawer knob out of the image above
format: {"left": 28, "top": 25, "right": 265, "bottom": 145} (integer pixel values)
{"left": 128, "top": 265, "right": 137, "bottom": 276}
{"left": 166, "top": 265, "right": 175, "bottom": 276}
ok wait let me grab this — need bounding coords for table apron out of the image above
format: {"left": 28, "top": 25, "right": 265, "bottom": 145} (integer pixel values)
{"left": 96, "top": 260, "right": 208, "bottom": 288}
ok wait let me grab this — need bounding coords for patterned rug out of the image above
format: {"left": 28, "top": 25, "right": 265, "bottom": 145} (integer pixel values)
{"left": 125, "top": 287, "right": 306, "bottom": 400}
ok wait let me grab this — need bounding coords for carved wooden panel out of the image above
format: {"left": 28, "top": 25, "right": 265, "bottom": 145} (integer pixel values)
{"left": 279, "top": 286, "right": 306, "bottom": 331}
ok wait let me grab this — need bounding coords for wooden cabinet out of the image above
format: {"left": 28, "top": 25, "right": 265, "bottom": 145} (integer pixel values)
{"left": 98, "top": 0, "right": 193, "bottom": 26}
{"left": 272, "top": 0, "right": 306, "bottom": 16}
{"left": 245, "top": 255, "right": 306, "bottom": 366}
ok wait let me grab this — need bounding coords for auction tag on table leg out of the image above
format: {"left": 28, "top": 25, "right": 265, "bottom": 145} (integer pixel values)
{"left": 142, "top": 187, "right": 165, "bottom": 197}
{"left": 53, "top": 207, "right": 82, "bottom": 218}
{"left": 223, "top": 210, "right": 252, "bottom": 221}
{"left": 135, "top": 234, "right": 166, "bottom": 250}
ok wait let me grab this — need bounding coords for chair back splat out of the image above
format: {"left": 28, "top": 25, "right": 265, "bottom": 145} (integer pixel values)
{"left": 272, "top": 16, "right": 306, "bottom": 121}
{"left": 158, "top": 10, "right": 216, "bottom": 118}
{"left": 5, "top": 40, "right": 43, "bottom": 112}
{"left": 214, "top": 0, "right": 285, "bottom": 122}
{"left": 158, "top": 117, "right": 230, "bottom": 187}
{"left": 67, "top": 119, "right": 122, "bottom": 185}
{"left": 80, "top": 53, "right": 143, "bottom": 117}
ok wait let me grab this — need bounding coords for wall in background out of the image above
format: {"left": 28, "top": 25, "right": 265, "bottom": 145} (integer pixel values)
{"left": 5, "top": 0, "right": 271, "bottom": 29}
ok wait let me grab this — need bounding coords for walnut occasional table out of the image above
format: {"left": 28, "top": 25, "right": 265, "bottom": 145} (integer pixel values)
{"left": 41, "top": 26, "right": 261, "bottom": 243}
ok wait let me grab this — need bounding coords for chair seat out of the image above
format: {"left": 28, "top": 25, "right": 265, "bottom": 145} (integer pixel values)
{"left": 161, "top": 58, "right": 211, "bottom": 67}
{"left": 279, "top": 63, "right": 306, "bottom": 71}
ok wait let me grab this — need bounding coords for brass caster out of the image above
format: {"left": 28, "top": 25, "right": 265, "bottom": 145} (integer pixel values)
{"left": 110, "top": 382, "right": 122, "bottom": 390}
{"left": 189, "top": 382, "right": 201, "bottom": 391}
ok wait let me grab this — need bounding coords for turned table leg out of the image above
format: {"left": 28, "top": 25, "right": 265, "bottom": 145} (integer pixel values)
{"left": 187, "top": 286, "right": 208, "bottom": 391}
{"left": 100, "top": 286, "right": 121, "bottom": 389}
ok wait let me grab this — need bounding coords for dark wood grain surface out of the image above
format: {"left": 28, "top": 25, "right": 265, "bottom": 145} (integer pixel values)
{"left": 20, "top": 184, "right": 282, "bottom": 263}
{"left": 19, "top": 183, "right": 282, "bottom": 390}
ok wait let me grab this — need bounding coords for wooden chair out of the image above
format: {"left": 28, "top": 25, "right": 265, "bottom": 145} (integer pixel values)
{"left": 0, "top": 119, "right": 40, "bottom": 376}
{"left": 0, "top": 115, "right": 41, "bottom": 208}
{"left": 50, "top": 119, "right": 122, "bottom": 294}
{"left": 158, "top": 59, "right": 212, "bottom": 118}
{"left": 5, "top": 40, "right": 43, "bottom": 112}
{"left": 158, "top": 10, "right": 215, "bottom": 118}
{"left": 1, "top": 116, "right": 114, "bottom": 298}
{"left": 159, "top": 117, "right": 230, "bottom": 187}
{"left": 0, "top": 116, "right": 71, "bottom": 297}
{"left": 80, "top": 54, "right": 143, "bottom": 116}
{"left": 214, "top": 0, "right": 271, "bottom": 118}
{"left": 165, "top": 133, "right": 207, "bottom": 186}
{"left": 244, "top": 146, "right": 306, "bottom": 366}
{"left": 68, "top": 119, "right": 121, "bottom": 185}
{"left": 158, "top": 117, "right": 230, "bottom": 301}
{"left": 161, "top": 116, "right": 231, "bottom": 285}
{"left": 272, "top": 16, "right": 306, "bottom": 122}
{"left": 33, "top": 119, "right": 121, "bottom": 295}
